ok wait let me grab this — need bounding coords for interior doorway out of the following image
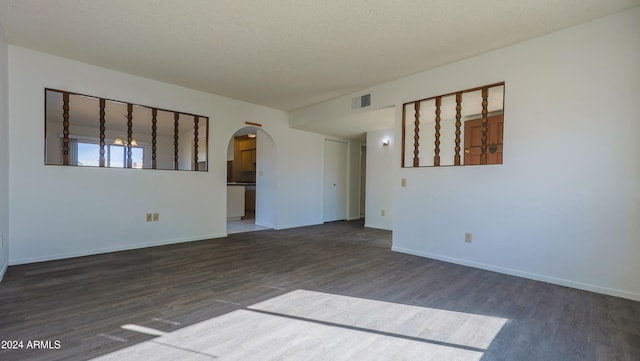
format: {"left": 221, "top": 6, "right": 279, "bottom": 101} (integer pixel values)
{"left": 360, "top": 145, "right": 366, "bottom": 218}
{"left": 323, "top": 139, "right": 348, "bottom": 222}
{"left": 463, "top": 114, "right": 504, "bottom": 165}
{"left": 226, "top": 126, "right": 277, "bottom": 234}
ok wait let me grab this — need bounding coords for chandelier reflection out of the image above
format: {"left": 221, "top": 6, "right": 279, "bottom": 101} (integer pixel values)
{"left": 113, "top": 137, "right": 138, "bottom": 147}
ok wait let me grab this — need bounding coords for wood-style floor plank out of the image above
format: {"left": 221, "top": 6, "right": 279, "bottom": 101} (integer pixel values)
{"left": 0, "top": 220, "right": 638, "bottom": 360}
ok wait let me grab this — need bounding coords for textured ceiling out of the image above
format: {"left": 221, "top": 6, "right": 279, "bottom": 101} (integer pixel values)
{"left": 0, "top": 0, "right": 638, "bottom": 113}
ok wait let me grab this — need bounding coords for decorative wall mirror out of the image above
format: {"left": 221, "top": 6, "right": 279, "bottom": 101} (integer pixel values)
{"left": 45, "top": 89, "right": 208, "bottom": 171}
{"left": 402, "top": 82, "right": 504, "bottom": 167}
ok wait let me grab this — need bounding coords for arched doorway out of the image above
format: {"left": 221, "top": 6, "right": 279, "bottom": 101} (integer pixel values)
{"left": 226, "top": 126, "right": 277, "bottom": 233}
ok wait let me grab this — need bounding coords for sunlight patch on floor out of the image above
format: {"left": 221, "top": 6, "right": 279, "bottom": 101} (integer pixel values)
{"left": 249, "top": 289, "right": 507, "bottom": 350}
{"left": 90, "top": 290, "right": 507, "bottom": 360}
{"left": 121, "top": 324, "right": 167, "bottom": 337}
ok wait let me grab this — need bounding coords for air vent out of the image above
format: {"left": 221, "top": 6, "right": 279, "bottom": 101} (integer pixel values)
{"left": 352, "top": 94, "right": 372, "bottom": 109}
{"left": 361, "top": 94, "right": 371, "bottom": 108}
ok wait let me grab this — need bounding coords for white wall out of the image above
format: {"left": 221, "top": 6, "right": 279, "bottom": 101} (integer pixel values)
{"left": 7, "top": 46, "right": 326, "bottom": 264}
{"left": 273, "top": 130, "right": 324, "bottom": 229}
{"left": 365, "top": 129, "right": 394, "bottom": 231}
{"left": 0, "top": 22, "right": 9, "bottom": 280}
{"left": 292, "top": 8, "right": 640, "bottom": 300}
{"left": 255, "top": 129, "right": 277, "bottom": 228}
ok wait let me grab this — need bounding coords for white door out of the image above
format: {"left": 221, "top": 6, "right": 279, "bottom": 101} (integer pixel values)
{"left": 323, "top": 139, "right": 348, "bottom": 222}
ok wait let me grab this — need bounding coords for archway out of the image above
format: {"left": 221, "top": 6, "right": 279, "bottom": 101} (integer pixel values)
{"left": 226, "top": 126, "right": 277, "bottom": 233}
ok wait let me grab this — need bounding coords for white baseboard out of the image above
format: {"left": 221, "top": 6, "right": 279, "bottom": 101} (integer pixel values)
{"left": 364, "top": 223, "right": 392, "bottom": 231}
{"left": 275, "top": 222, "right": 322, "bottom": 231}
{"left": 9, "top": 233, "right": 227, "bottom": 266}
{"left": 392, "top": 246, "right": 640, "bottom": 302}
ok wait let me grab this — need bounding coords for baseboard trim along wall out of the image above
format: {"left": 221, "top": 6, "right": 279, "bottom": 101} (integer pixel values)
{"left": 9, "top": 233, "right": 228, "bottom": 266}
{"left": 392, "top": 246, "right": 640, "bottom": 302}
{"left": 274, "top": 222, "right": 322, "bottom": 231}
{"left": 364, "top": 223, "right": 392, "bottom": 231}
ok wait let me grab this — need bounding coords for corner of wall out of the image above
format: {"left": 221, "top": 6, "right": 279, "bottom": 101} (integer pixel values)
{"left": 365, "top": 128, "right": 394, "bottom": 230}
{"left": 0, "top": 20, "right": 10, "bottom": 282}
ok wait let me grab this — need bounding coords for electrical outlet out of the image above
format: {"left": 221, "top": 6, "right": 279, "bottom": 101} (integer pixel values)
{"left": 465, "top": 232, "right": 473, "bottom": 243}
{"left": 401, "top": 178, "right": 407, "bottom": 187}
{"left": 381, "top": 209, "right": 385, "bottom": 216}
{"left": 146, "top": 213, "right": 152, "bottom": 222}
{"left": 153, "top": 213, "right": 159, "bottom": 222}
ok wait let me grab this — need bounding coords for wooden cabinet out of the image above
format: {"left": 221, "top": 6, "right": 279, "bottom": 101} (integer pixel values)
{"left": 241, "top": 149, "right": 256, "bottom": 172}
{"left": 245, "top": 185, "right": 256, "bottom": 212}
{"left": 231, "top": 136, "right": 256, "bottom": 182}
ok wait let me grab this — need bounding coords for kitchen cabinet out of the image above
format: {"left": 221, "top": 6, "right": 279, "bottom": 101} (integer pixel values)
{"left": 227, "top": 185, "right": 245, "bottom": 220}
{"left": 241, "top": 149, "right": 256, "bottom": 172}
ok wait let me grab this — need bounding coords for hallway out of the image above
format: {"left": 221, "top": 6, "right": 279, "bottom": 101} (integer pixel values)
{"left": 226, "top": 211, "right": 270, "bottom": 234}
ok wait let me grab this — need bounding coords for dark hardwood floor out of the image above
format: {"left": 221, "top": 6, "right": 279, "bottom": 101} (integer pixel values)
{"left": 0, "top": 220, "right": 638, "bottom": 360}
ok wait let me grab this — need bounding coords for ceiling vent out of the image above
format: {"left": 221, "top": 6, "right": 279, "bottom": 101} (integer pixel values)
{"left": 352, "top": 94, "right": 371, "bottom": 110}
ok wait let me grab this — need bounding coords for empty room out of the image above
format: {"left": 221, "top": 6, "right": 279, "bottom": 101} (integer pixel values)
{"left": 0, "top": 1, "right": 639, "bottom": 360}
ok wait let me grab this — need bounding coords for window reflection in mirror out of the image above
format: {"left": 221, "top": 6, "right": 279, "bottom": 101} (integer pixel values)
{"left": 44, "top": 89, "right": 208, "bottom": 171}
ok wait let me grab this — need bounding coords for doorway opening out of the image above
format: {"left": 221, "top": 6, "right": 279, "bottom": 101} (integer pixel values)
{"left": 323, "top": 139, "right": 348, "bottom": 222}
{"left": 226, "top": 126, "right": 277, "bottom": 234}
{"left": 360, "top": 145, "right": 366, "bottom": 218}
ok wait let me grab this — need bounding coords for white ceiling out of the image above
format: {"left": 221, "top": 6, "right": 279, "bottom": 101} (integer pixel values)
{"left": 1, "top": 0, "right": 638, "bottom": 112}
{"left": 1, "top": 1, "right": 638, "bottom": 140}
